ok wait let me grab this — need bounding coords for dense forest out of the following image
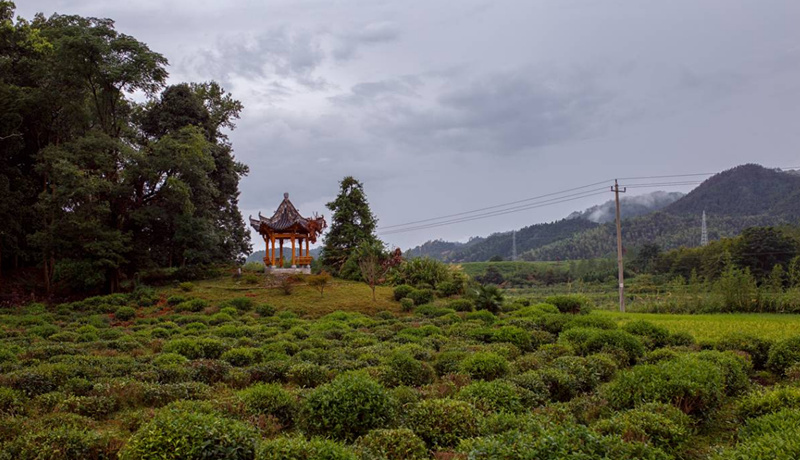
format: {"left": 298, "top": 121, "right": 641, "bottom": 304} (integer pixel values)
{"left": 0, "top": 3, "right": 249, "bottom": 297}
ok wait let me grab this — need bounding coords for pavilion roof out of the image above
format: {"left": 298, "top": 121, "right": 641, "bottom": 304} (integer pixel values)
{"left": 250, "top": 193, "right": 310, "bottom": 233}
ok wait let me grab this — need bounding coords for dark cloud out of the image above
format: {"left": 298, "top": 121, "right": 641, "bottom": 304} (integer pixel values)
{"left": 17, "top": 0, "right": 800, "bottom": 250}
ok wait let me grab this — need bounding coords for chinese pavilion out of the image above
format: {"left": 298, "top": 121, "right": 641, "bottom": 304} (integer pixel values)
{"left": 250, "top": 193, "right": 327, "bottom": 271}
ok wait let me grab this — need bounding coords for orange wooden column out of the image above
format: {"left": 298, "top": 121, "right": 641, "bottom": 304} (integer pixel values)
{"left": 291, "top": 236, "right": 296, "bottom": 267}
{"left": 305, "top": 239, "right": 309, "bottom": 257}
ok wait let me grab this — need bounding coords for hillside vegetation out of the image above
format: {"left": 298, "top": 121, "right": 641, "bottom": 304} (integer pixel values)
{"left": 407, "top": 165, "right": 800, "bottom": 262}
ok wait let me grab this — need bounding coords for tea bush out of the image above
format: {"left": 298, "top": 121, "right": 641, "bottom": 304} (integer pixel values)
{"left": 767, "top": 336, "right": 800, "bottom": 375}
{"left": 459, "top": 352, "right": 509, "bottom": 380}
{"left": 603, "top": 355, "right": 725, "bottom": 417}
{"left": 456, "top": 379, "right": 526, "bottom": 413}
{"left": 354, "top": 428, "right": 428, "bottom": 460}
{"left": 407, "top": 398, "right": 479, "bottom": 448}
{"left": 237, "top": 383, "right": 297, "bottom": 427}
{"left": 119, "top": 408, "right": 258, "bottom": 460}
{"left": 258, "top": 436, "right": 356, "bottom": 460}
{"left": 301, "top": 371, "right": 395, "bottom": 442}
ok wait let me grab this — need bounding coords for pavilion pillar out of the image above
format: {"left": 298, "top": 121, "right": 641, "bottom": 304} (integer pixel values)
{"left": 305, "top": 239, "right": 309, "bottom": 258}
{"left": 279, "top": 239, "right": 284, "bottom": 268}
{"left": 291, "top": 236, "right": 296, "bottom": 268}
{"left": 270, "top": 236, "right": 276, "bottom": 267}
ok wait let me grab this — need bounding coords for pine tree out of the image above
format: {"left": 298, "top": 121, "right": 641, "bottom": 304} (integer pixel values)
{"left": 320, "top": 177, "right": 378, "bottom": 275}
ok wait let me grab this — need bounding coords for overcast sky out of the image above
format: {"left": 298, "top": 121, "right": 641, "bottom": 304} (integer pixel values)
{"left": 19, "top": 0, "right": 800, "bottom": 252}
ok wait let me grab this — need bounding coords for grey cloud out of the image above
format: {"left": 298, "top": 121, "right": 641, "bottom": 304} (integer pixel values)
{"left": 345, "top": 69, "right": 615, "bottom": 155}
{"left": 188, "top": 28, "right": 328, "bottom": 91}
{"left": 332, "top": 21, "right": 400, "bottom": 61}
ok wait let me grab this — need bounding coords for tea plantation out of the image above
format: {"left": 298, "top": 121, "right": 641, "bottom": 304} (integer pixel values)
{"left": 2, "top": 284, "right": 800, "bottom": 459}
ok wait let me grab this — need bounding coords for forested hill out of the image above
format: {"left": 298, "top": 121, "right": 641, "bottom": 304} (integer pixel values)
{"left": 524, "top": 164, "right": 800, "bottom": 260}
{"left": 663, "top": 164, "right": 800, "bottom": 218}
{"left": 407, "top": 219, "right": 599, "bottom": 263}
{"left": 404, "top": 190, "right": 682, "bottom": 262}
{"left": 405, "top": 164, "right": 800, "bottom": 262}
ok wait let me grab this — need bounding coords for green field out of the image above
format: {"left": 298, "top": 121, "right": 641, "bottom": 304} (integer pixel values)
{"left": 598, "top": 311, "right": 800, "bottom": 341}
{"left": 2, "top": 280, "right": 800, "bottom": 459}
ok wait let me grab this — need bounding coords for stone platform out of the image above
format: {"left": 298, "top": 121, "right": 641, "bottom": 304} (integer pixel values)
{"left": 266, "top": 266, "right": 311, "bottom": 275}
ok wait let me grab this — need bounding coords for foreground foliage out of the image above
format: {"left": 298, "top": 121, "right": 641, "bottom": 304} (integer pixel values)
{"left": 1, "top": 289, "right": 800, "bottom": 459}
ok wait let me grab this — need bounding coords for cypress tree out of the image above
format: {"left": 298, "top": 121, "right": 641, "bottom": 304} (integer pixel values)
{"left": 320, "top": 176, "right": 378, "bottom": 275}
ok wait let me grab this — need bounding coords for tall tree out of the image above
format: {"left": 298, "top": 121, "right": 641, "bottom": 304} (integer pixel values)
{"left": 320, "top": 176, "right": 378, "bottom": 275}
{"left": 0, "top": 4, "right": 251, "bottom": 295}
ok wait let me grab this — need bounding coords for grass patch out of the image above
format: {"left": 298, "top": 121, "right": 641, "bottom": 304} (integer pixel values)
{"left": 156, "top": 276, "right": 399, "bottom": 318}
{"left": 598, "top": 311, "right": 800, "bottom": 341}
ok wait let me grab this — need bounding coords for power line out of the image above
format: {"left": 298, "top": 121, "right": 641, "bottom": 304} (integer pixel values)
{"left": 379, "top": 179, "right": 613, "bottom": 230}
{"left": 380, "top": 189, "right": 609, "bottom": 235}
{"left": 379, "top": 166, "right": 800, "bottom": 236}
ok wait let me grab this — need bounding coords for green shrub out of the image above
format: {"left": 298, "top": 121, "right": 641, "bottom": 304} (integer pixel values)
{"left": 737, "top": 386, "right": 800, "bottom": 420}
{"left": 585, "top": 329, "right": 645, "bottom": 365}
{"left": 226, "top": 297, "right": 254, "bottom": 311}
{"left": 407, "top": 398, "right": 479, "bottom": 448}
{"left": 355, "top": 429, "right": 428, "bottom": 460}
{"left": 465, "top": 309, "right": 496, "bottom": 324}
{"left": 459, "top": 352, "right": 509, "bottom": 381}
{"left": 2, "top": 427, "right": 119, "bottom": 460}
{"left": 490, "top": 326, "right": 532, "bottom": 351}
{"left": 767, "top": 336, "right": 800, "bottom": 375}
{"left": 119, "top": 408, "right": 258, "bottom": 460}
{"left": 458, "top": 421, "right": 670, "bottom": 459}
{"left": 174, "top": 298, "right": 209, "bottom": 313}
{"left": 449, "top": 298, "right": 474, "bottom": 312}
{"left": 256, "top": 304, "right": 276, "bottom": 317}
{"left": 393, "top": 284, "right": 415, "bottom": 301}
{"left": 433, "top": 350, "right": 467, "bottom": 376}
{"left": 167, "top": 295, "right": 186, "bottom": 306}
{"left": 237, "top": 383, "right": 297, "bottom": 427}
{"left": 301, "top": 371, "right": 395, "bottom": 442}
{"left": 592, "top": 403, "right": 692, "bottom": 451}
{"left": 413, "top": 304, "right": 454, "bottom": 317}
{"left": 382, "top": 352, "right": 435, "bottom": 387}
{"left": 545, "top": 294, "right": 590, "bottom": 314}
{"left": 715, "top": 333, "right": 773, "bottom": 370}
{"left": 436, "top": 281, "right": 463, "bottom": 297}
{"left": 114, "top": 306, "right": 136, "bottom": 321}
{"left": 717, "top": 409, "right": 800, "bottom": 460}
{"left": 0, "top": 387, "right": 26, "bottom": 416}
{"left": 222, "top": 347, "right": 261, "bottom": 367}
{"left": 407, "top": 289, "right": 434, "bottom": 306}
{"left": 696, "top": 350, "right": 751, "bottom": 396}
{"left": 287, "top": 363, "right": 331, "bottom": 388}
{"left": 456, "top": 380, "right": 526, "bottom": 413}
{"left": 508, "top": 371, "right": 549, "bottom": 407}
{"left": 178, "top": 282, "right": 195, "bottom": 292}
{"left": 622, "top": 320, "right": 670, "bottom": 349}
{"left": 399, "top": 298, "right": 414, "bottom": 312}
{"left": 603, "top": 355, "right": 725, "bottom": 417}
{"left": 258, "top": 436, "right": 356, "bottom": 460}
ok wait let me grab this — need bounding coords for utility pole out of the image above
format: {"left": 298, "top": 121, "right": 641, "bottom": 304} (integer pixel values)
{"left": 512, "top": 230, "right": 517, "bottom": 261}
{"left": 611, "top": 180, "right": 626, "bottom": 312}
{"left": 700, "top": 210, "right": 708, "bottom": 247}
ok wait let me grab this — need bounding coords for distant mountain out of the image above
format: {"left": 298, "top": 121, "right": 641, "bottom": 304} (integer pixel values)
{"left": 405, "top": 190, "right": 681, "bottom": 262}
{"left": 405, "top": 164, "right": 800, "bottom": 262}
{"left": 524, "top": 164, "right": 800, "bottom": 260}
{"left": 663, "top": 164, "right": 800, "bottom": 218}
{"left": 567, "top": 191, "right": 684, "bottom": 223}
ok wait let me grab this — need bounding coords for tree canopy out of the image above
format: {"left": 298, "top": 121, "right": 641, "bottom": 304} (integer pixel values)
{"left": 0, "top": 3, "right": 250, "bottom": 294}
